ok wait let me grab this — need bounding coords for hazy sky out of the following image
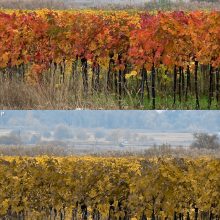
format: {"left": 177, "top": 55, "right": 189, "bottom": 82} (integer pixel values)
{"left": 1, "top": 110, "right": 220, "bottom": 133}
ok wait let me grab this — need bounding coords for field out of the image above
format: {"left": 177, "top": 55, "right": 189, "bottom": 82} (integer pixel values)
{"left": 0, "top": 10, "right": 220, "bottom": 109}
{"left": 0, "top": 156, "right": 219, "bottom": 219}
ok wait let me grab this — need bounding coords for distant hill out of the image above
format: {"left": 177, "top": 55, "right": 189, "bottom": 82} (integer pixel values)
{"left": 1, "top": 110, "right": 220, "bottom": 133}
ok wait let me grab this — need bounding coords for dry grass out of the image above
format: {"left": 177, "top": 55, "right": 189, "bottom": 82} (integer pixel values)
{"left": 0, "top": 145, "right": 69, "bottom": 156}
{"left": 1, "top": 144, "right": 219, "bottom": 158}
{"left": 142, "top": 145, "right": 220, "bottom": 158}
{"left": 1, "top": 78, "right": 219, "bottom": 109}
{"left": 0, "top": 79, "right": 124, "bottom": 109}
{"left": 90, "top": 145, "right": 220, "bottom": 158}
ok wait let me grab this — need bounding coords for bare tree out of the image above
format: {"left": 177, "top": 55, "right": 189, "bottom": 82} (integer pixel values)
{"left": 190, "top": 133, "right": 220, "bottom": 150}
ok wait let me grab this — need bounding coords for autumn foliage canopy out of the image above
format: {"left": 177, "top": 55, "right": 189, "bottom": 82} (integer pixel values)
{"left": 0, "top": 10, "right": 219, "bottom": 73}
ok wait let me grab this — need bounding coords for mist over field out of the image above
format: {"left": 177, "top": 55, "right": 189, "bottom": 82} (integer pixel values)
{"left": 0, "top": 0, "right": 171, "bottom": 8}
{"left": 0, "top": 111, "right": 220, "bottom": 152}
{"left": 0, "top": 0, "right": 219, "bottom": 10}
{"left": 0, "top": 0, "right": 147, "bottom": 9}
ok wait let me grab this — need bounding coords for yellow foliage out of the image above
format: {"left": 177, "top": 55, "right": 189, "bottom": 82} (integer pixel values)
{"left": 126, "top": 70, "right": 138, "bottom": 79}
{"left": 0, "top": 156, "right": 219, "bottom": 219}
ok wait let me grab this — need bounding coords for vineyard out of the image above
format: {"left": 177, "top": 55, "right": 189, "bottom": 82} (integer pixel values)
{"left": 0, "top": 10, "right": 220, "bottom": 109}
{"left": 0, "top": 156, "right": 219, "bottom": 219}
